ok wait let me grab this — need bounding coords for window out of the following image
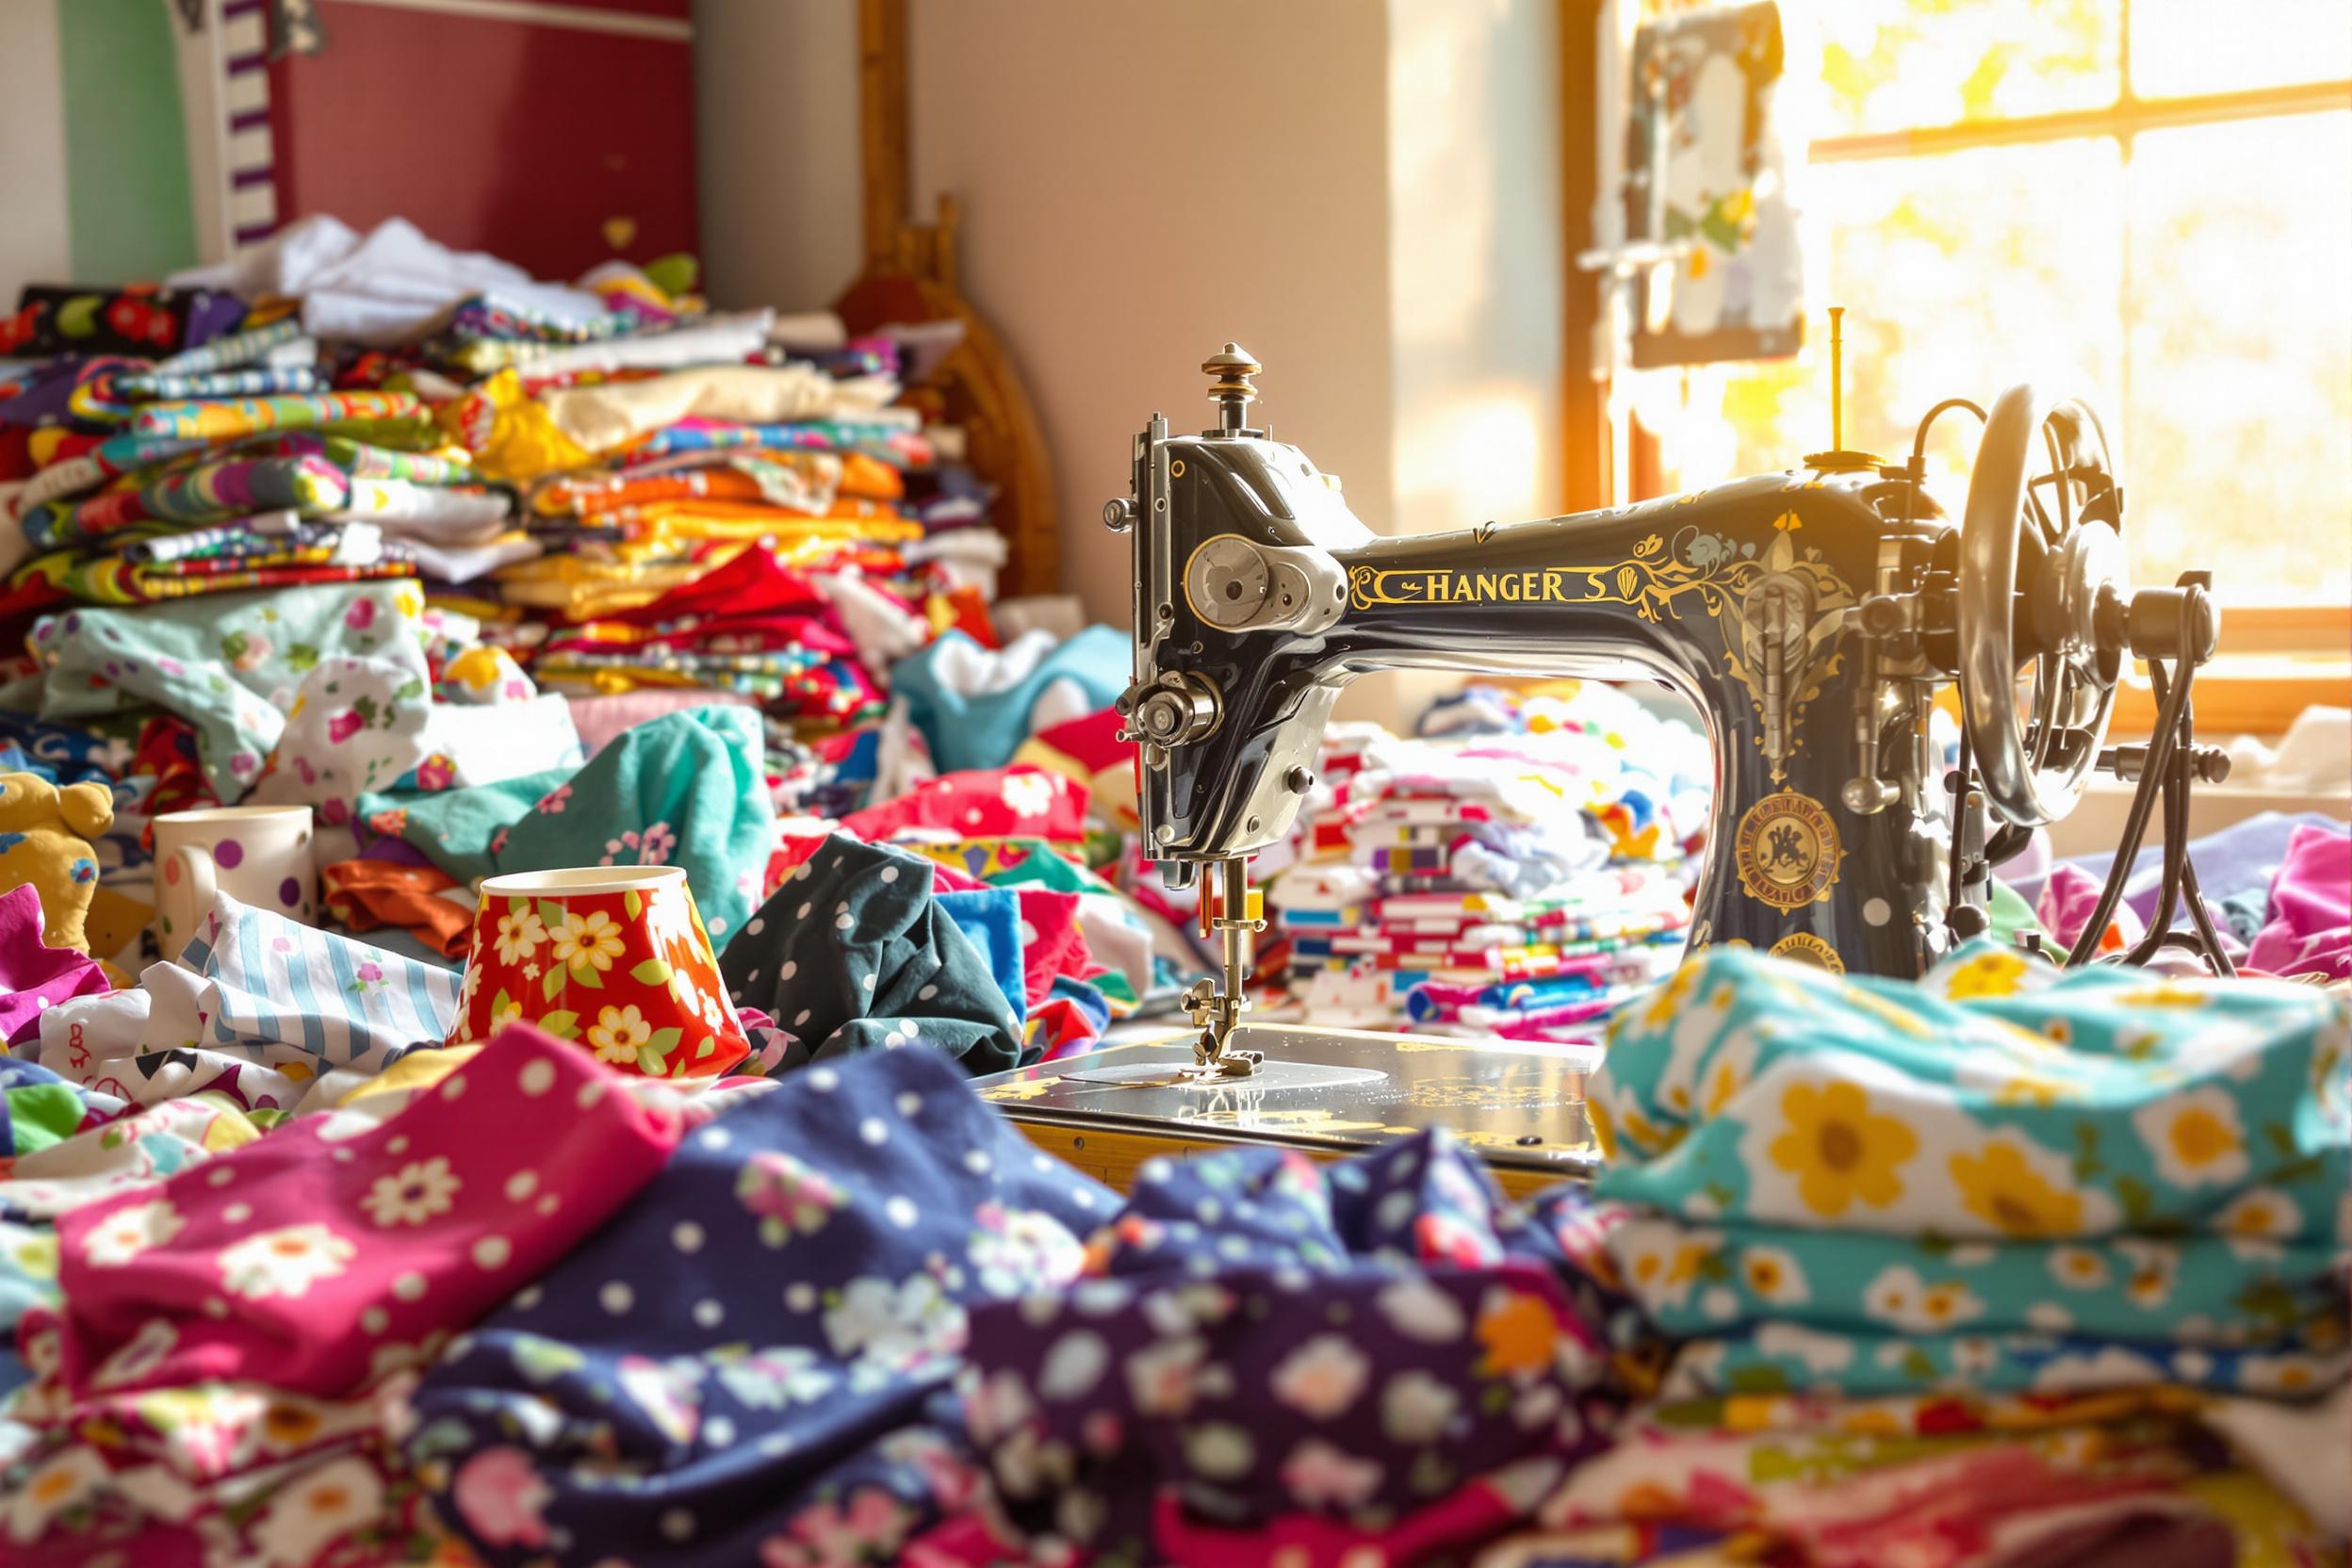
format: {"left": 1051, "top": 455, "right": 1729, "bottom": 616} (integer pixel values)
{"left": 1623, "top": 0, "right": 2352, "bottom": 612}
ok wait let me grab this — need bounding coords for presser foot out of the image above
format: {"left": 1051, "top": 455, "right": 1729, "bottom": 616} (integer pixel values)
{"left": 1179, "top": 977, "right": 1260, "bottom": 1080}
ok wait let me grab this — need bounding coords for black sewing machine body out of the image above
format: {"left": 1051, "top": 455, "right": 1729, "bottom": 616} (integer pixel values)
{"left": 1122, "top": 420, "right": 1955, "bottom": 979}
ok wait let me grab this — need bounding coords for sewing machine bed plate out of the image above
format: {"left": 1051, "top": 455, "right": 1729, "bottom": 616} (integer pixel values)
{"left": 972, "top": 1024, "right": 1601, "bottom": 1198}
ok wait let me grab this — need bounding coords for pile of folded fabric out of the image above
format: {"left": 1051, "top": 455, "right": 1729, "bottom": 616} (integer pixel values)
{"left": 1514, "top": 937, "right": 2352, "bottom": 1564}
{"left": 1263, "top": 681, "right": 1709, "bottom": 1042}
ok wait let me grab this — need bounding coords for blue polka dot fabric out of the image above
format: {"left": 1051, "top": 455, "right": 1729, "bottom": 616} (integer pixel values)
{"left": 403, "top": 1044, "right": 1114, "bottom": 1566}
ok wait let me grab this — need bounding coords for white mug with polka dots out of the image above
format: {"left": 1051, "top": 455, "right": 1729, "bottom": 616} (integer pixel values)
{"left": 153, "top": 805, "right": 318, "bottom": 961}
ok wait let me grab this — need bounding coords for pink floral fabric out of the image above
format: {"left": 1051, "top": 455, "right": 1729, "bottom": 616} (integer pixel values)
{"left": 0, "top": 1025, "right": 685, "bottom": 1564}
{"left": 38, "top": 1022, "right": 684, "bottom": 1399}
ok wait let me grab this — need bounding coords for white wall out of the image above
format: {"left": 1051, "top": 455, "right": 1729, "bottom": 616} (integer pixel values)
{"left": 1388, "top": 0, "right": 1564, "bottom": 535}
{"left": 692, "top": 0, "right": 1566, "bottom": 634}
{"left": 904, "top": 0, "right": 1400, "bottom": 608}
{"left": 693, "top": 0, "right": 864, "bottom": 312}
{"left": 0, "top": 2, "right": 73, "bottom": 310}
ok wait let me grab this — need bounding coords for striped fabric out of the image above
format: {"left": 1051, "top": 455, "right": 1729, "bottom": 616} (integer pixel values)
{"left": 174, "top": 893, "right": 461, "bottom": 1063}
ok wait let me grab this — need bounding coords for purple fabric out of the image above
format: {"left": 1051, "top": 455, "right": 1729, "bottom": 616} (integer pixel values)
{"left": 2247, "top": 823, "right": 2351, "bottom": 980}
{"left": 961, "top": 1135, "right": 1641, "bottom": 1561}
{"left": 0, "top": 884, "right": 111, "bottom": 1045}
{"left": 2013, "top": 810, "right": 2340, "bottom": 924}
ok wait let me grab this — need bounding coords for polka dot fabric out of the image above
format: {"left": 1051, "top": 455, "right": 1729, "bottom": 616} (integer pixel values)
{"left": 720, "top": 834, "right": 1028, "bottom": 1075}
{"left": 405, "top": 1044, "right": 1115, "bottom": 1567}
{"left": 30, "top": 1022, "right": 684, "bottom": 1400}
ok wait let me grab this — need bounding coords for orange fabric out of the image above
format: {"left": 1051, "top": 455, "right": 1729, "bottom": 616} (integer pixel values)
{"left": 321, "top": 859, "right": 476, "bottom": 959}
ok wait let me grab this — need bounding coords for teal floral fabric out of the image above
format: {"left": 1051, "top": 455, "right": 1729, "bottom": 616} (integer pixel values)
{"left": 494, "top": 706, "right": 774, "bottom": 946}
{"left": 1589, "top": 940, "right": 2350, "bottom": 1396}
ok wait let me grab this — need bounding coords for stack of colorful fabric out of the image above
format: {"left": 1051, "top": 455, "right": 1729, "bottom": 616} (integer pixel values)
{"left": 1265, "top": 682, "right": 1708, "bottom": 1042}
{"left": 0, "top": 326, "right": 524, "bottom": 614}
{"left": 1512, "top": 939, "right": 2352, "bottom": 1566}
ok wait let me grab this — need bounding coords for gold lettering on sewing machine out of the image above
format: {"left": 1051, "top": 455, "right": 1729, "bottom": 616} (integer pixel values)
{"left": 1348, "top": 566, "right": 1572, "bottom": 609}
{"left": 1735, "top": 789, "right": 1842, "bottom": 909}
{"left": 1768, "top": 931, "right": 1846, "bottom": 973}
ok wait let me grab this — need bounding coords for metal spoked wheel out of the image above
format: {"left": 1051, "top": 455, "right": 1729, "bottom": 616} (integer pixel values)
{"left": 1955, "top": 383, "right": 2129, "bottom": 828}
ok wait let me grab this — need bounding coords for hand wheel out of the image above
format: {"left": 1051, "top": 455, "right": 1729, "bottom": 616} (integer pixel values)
{"left": 1956, "top": 384, "right": 2130, "bottom": 827}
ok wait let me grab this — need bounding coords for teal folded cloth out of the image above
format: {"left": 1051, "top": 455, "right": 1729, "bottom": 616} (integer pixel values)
{"left": 1591, "top": 940, "right": 2350, "bottom": 1397}
{"left": 888, "top": 626, "right": 1128, "bottom": 774}
{"left": 358, "top": 766, "right": 575, "bottom": 886}
{"left": 494, "top": 705, "right": 773, "bottom": 947}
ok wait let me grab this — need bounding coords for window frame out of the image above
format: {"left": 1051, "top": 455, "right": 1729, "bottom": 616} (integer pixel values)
{"left": 1560, "top": 0, "right": 2352, "bottom": 732}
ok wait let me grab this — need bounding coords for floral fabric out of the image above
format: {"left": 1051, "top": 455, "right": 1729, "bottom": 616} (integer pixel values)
{"left": 28, "top": 582, "right": 433, "bottom": 799}
{"left": 961, "top": 1130, "right": 1640, "bottom": 1564}
{"left": 721, "top": 835, "right": 1029, "bottom": 1076}
{"left": 1520, "top": 1387, "right": 2333, "bottom": 1568}
{"left": 1589, "top": 941, "right": 2350, "bottom": 1396}
{"left": 494, "top": 705, "right": 773, "bottom": 947}
{"left": 0, "top": 1025, "right": 685, "bottom": 1565}
{"left": 448, "top": 868, "right": 749, "bottom": 1080}
{"left": 247, "top": 653, "right": 580, "bottom": 828}
{"left": 1, "top": 285, "right": 246, "bottom": 360}
{"left": 838, "top": 764, "right": 1090, "bottom": 847}
{"left": 405, "top": 1045, "right": 1112, "bottom": 1567}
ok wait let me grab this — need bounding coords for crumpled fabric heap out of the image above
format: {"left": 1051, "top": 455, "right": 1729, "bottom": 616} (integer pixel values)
{"left": 961, "top": 1130, "right": 1645, "bottom": 1566}
{"left": 0, "top": 1023, "right": 685, "bottom": 1567}
{"left": 27, "top": 892, "right": 460, "bottom": 1116}
{"left": 492, "top": 704, "right": 773, "bottom": 946}
{"left": 1503, "top": 1383, "right": 2341, "bottom": 1568}
{"left": 722, "top": 836, "right": 1029, "bottom": 1075}
{"left": 404, "top": 1045, "right": 1110, "bottom": 1568}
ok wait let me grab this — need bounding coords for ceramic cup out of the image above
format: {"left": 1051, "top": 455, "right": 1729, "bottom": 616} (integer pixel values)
{"left": 450, "top": 864, "right": 750, "bottom": 1078}
{"left": 154, "top": 805, "right": 318, "bottom": 961}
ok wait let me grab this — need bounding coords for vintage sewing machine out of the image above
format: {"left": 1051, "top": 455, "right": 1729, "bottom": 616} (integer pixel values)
{"left": 973, "top": 334, "right": 2226, "bottom": 1189}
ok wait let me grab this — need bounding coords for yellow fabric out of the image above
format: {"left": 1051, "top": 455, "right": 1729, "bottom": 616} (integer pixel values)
{"left": 337, "top": 1043, "right": 483, "bottom": 1106}
{"left": 0, "top": 773, "right": 114, "bottom": 952}
{"left": 446, "top": 368, "right": 593, "bottom": 484}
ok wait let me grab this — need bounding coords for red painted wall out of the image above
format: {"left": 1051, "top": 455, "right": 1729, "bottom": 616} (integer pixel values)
{"left": 267, "top": 0, "right": 696, "bottom": 282}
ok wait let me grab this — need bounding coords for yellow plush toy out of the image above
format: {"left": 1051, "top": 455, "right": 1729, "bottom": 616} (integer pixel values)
{"left": 0, "top": 772, "right": 114, "bottom": 953}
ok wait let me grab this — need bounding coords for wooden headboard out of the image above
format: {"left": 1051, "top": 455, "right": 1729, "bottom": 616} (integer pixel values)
{"left": 836, "top": 0, "right": 1059, "bottom": 600}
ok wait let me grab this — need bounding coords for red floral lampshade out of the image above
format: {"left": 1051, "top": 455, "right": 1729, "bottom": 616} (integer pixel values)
{"left": 449, "top": 866, "right": 749, "bottom": 1079}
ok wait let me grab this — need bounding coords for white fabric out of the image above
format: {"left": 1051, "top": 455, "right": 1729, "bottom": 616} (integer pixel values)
{"left": 904, "top": 527, "right": 1006, "bottom": 599}
{"left": 2224, "top": 705, "right": 2352, "bottom": 793}
{"left": 513, "top": 308, "right": 774, "bottom": 380}
{"left": 817, "top": 572, "right": 932, "bottom": 674}
{"left": 171, "top": 215, "right": 608, "bottom": 346}
{"left": 541, "top": 365, "right": 901, "bottom": 453}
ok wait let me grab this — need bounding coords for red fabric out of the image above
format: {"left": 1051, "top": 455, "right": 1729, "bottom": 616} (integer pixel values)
{"left": 598, "top": 546, "right": 828, "bottom": 626}
{"left": 1029, "top": 707, "right": 1132, "bottom": 776}
{"left": 133, "top": 715, "right": 217, "bottom": 837}
{"left": 1009, "top": 887, "right": 1090, "bottom": 1009}
{"left": 1151, "top": 1467, "right": 1532, "bottom": 1567}
{"left": 839, "top": 768, "right": 1088, "bottom": 846}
